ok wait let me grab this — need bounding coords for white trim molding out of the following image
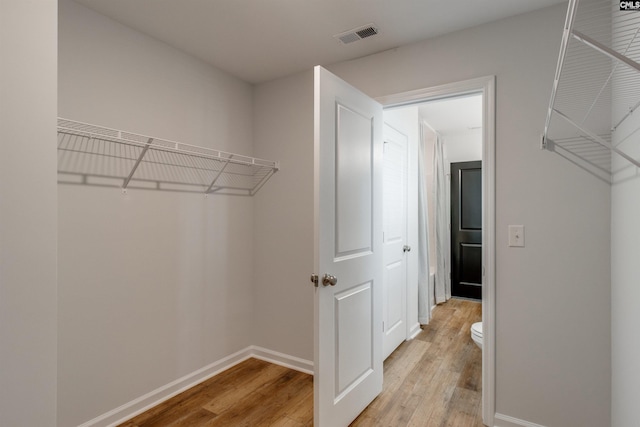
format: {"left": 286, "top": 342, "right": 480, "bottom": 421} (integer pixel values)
{"left": 494, "top": 412, "right": 548, "bottom": 427}
{"left": 407, "top": 322, "right": 422, "bottom": 340}
{"left": 377, "top": 75, "right": 497, "bottom": 427}
{"left": 78, "top": 347, "right": 313, "bottom": 427}
{"left": 250, "top": 345, "right": 314, "bottom": 375}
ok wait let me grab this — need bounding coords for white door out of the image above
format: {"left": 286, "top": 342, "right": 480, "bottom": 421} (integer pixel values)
{"left": 313, "top": 66, "right": 384, "bottom": 426}
{"left": 382, "top": 123, "right": 408, "bottom": 360}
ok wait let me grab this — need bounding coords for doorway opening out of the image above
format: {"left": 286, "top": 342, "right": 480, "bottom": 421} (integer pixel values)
{"left": 377, "top": 76, "right": 495, "bottom": 426}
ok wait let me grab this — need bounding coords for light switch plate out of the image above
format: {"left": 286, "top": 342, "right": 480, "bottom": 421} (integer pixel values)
{"left": 508, "top": 225, "right": 525, "bottom": 247}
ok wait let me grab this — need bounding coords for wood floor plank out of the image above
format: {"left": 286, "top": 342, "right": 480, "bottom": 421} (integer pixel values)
{"left": 202, "top": 363, "right": 290, "bottom": 414}
{"left": 169, "top": 408, "right": 218, "bottom": 426}
{"left": 118, "top": 299, "right": 482, "bottom": 427}
{"left": 267, "top": 415, "right": 312, "bottom": 427}
{"left": 353, "top": 299, "right": 483, "bottom": 427}
{"left": 250, "top": 371, "right": 312, "bottom": 426}
{"left": 458, "top": 346, "right": 482, "bottom": 392}
{"left": 442, "top": 387, "right": 484, "bottom": 427}
{"left": 405, "top": 367, "right": 459, "bottom": 426}
{"left": 363, "top": 339, "right": 430, "bottom": 414}
{"left": 206, "top": 370, "right": 310, "bottom": 427}
{"left": 263, "top": 375, "right": 313, "bottom": 424}
{"left": 124, "top": 358, "right": 269, "bottom": 426}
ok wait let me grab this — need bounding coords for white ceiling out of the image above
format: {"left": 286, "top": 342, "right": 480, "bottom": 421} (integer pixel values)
{"left": 72, "top": 0, "right": 566, "bottom": 84}
{"left": 419, "top": 94, "right": 483, "bottom": 135}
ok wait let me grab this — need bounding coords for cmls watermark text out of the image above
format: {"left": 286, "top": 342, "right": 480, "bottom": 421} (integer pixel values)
{"left": 621, "top": 1, "right": 640, "bottom": 10}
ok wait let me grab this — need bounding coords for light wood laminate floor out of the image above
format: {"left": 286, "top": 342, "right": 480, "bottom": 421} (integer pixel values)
{"left": 119, "top": 299, "right": 482, "bottom": 427}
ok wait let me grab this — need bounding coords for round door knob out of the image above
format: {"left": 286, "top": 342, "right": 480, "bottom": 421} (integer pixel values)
{"left": 322, "top": 273, "right": 338, "bottom": 286}
{"left": 403, "top": 245, "right": 412, "bottom": 252}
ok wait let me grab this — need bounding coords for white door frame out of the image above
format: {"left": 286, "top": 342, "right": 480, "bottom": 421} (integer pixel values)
{"left": 376, "top": 75, "right": 496, "bottom": 427}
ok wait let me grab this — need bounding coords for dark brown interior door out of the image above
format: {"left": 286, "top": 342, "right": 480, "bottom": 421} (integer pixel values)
{"left": 451, "top": 161, "right": 482, "bottom": 300}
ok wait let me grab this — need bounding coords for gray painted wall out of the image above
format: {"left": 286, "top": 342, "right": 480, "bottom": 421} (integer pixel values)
{"left": 253, "top": 71, "right": 315, "bottom": 360}
{"left": 611, "top": 11, "right": 640, "bottom": 427}
{"left": 611, "top": 151, "right": 639, "bottom": 427}
{"left": 0, "top": 1, "right": 58, "bottom": 426}
{"left": 58, "top": 1, "right": 255, "bottom": 425}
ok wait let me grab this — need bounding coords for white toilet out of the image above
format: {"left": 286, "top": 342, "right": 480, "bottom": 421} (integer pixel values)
{"left": 470, "top": 322, "right": 483, "bottom": 350}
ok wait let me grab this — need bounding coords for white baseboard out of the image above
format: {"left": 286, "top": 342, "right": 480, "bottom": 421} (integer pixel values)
{"left": 494, "top": 413, "right": 547, "bottom": 427}
{"left": 249, "top": 345, "right": 314, "bottom": 375}
{"left": 408, "top": 322, "right": 422, "bottom": 339}
{"left": 79, "top": 346, "right": 313, "bottom": 427}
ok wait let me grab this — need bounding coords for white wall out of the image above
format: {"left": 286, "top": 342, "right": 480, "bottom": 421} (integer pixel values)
{"left": 610, "top": 144, "right": 639, "bottom": 427}
{"left": 328, "top": 4, "right": 611, "bottom": 427}
{"left": 58, "top": 1, "right": 256, "bottom": 425}
{"left": 443, "top": 129, "right": 483, "bottom": 164}
{"left": 611, "top": 12, "right": 640, "bottom": 427}
{"left": 611, "top": 149, "right": 640, "bottom": 427}
{"left": 252, "top": 71, "right": 315, "bottom": 361}
{"left": 0, "top": 1, "right": 58, "bottom": 426}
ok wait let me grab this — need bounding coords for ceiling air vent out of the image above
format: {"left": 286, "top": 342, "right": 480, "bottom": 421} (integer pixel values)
{"left": 334, "top": 24, "right": 379, "bottom": 45}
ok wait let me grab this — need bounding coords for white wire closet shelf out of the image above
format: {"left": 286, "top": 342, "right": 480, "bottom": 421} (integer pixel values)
{"left": 542, "top": 0, "right": 640, "bottom": 184}
{"left": 57, "top": 118, "right": 279, "bottom": 195}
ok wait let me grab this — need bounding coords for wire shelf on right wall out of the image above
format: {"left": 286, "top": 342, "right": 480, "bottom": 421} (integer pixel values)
{"left": 543, "top": 0, "right": 640, "bottom": 184}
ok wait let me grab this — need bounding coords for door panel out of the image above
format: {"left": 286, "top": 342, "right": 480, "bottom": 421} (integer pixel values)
{"left": 314, "top": 66, "right": 383, "bottom": 427}
{"left": 336, "top": 104, "right": 373, "bottom": 257}
{"left": 335, "top": 282, "right": 373, "bottom": 397}
{"left": 460, "top": 243, "right": 482, "bottom": 285}
{"left": 460, "top": 167, "right": 482, "bottom": 230}
{"left": 451, "top": 161, "right": 482, "bottom": 300}
{"left": 385, "top": 262, "right": 403, "bottom": 329}
{"left": 382, "top": 124, "right": 408, "bottom": 360}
